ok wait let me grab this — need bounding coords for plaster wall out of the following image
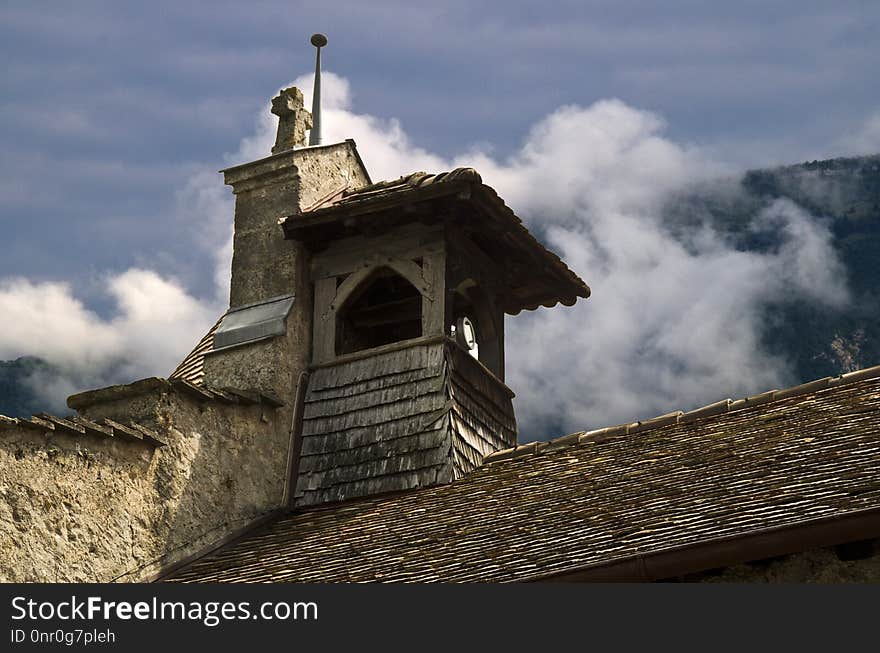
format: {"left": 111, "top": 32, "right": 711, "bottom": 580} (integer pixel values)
{"left": 0, "top": 388, "right": 289, "bottom": 582}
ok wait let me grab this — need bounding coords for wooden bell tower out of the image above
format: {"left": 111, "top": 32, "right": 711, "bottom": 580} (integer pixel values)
{"left": 282, "top": 167, "right": 590, "bottom": 507}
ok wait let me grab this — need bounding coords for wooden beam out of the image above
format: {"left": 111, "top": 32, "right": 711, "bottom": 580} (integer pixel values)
{"left": 313, "top": 277, "right": 337, "bottom": 364}
{"left": 310, "top": 224, "right": 443, "bottom": 280}
{"left": 421, "top": 248, "right": 446, "bottom": 337}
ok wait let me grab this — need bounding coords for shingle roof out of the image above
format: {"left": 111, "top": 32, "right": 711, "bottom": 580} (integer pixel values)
{"left": 282, "top": 168, "right": 591, "bottom": 315}
{"left": 165, "top": 366, "right": 880, "bottom": 583}
{"left": 168, "top": 317, "right": 222, "bottom": 386}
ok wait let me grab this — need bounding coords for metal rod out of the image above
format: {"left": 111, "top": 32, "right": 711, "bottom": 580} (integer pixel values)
{"left": 309, "top": 33, "right": 327, "bottom": 146}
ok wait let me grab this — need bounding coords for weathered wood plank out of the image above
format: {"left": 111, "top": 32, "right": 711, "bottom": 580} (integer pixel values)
{"left": 452, "top": 447, "right": 473, "bottom": 479}
{"left": 450, "top": 405, "right": 515, "bottom": 450}
{"left": 445, "top": 226, "right": 504, "bottom": 297}
{"left": 452, "top": 435, "right": 485, "bottom": 477}
{"left": 300, "top": 426, "right": 448, "bottom": 463}
{"left": 447, "top": 343, "right": 515, "bottom": 400}
{"left": 313, "top": 276, "right": 337, "bottom": 364}
{"left": 451, "top": 411, "right": 511, "bottom": 456}
{"left": 448, "top": 377, "right": 516, "bottom": 434}
{"left": 421, "top": 248, "right": 446, "bottom": 337}
{"left": 310, "top": 224, "right": 444, "bottom": 280}
{"left": 295, "top": 464, "right": 452, "bottom": 507}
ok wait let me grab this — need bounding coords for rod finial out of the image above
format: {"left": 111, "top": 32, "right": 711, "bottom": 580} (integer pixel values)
{"left": 308, "top": 33, "right": 326, "bottom": 146}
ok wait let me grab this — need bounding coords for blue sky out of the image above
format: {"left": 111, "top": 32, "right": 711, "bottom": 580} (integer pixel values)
{"left": 2, "top": 1, "right": 878, "bottom": 434}
{"left": 3, "top": 1, "right": 878, "bottom": 291}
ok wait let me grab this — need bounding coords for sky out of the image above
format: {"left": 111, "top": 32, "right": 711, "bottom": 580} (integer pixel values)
{"left": 1, "top": 1, "right": 879, "bottom": 438}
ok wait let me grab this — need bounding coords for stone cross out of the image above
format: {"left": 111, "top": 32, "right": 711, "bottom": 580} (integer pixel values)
{"left": 271, "top": 87, "right": 313, "bottom": 153}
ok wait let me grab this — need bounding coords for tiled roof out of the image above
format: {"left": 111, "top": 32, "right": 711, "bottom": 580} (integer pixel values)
{"left": 283, "top": 168, "right": 591, "bottom": 315}
{"left": 166, "top": 366, "right": 880, "bottom": 583}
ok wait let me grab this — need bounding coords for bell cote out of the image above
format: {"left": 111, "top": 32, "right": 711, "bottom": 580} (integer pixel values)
{"left": 283, "top": 168, "right": 589, "bottom": 376}
{"left": 281, "top": 168, "right": 590, "bottom": 507}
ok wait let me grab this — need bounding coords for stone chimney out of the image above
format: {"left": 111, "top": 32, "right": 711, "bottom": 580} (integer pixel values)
{"left": 202, "top": 86, "right": 371, "bottom": 401}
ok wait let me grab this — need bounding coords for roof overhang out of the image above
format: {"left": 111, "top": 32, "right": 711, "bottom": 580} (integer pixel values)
{"left": 280, "top": 168, "right": 590, "bottom": 315}
{"left": 517, "top": 506, "right": 880, "bottom": 582}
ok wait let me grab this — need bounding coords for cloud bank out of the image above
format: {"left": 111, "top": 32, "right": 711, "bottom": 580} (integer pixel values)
{"left": 0, "top": 72, "right": 851, "bottom": 438}
{"left": 0, "top": 271, "right": 218, "bottom": 411}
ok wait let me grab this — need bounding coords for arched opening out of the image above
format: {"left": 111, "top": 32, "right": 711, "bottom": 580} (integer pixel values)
{"left": 336, "top": 267, "right": 423, "bottom": 355}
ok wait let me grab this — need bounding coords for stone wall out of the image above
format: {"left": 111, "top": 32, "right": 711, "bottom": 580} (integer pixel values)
{"left": 0, "top": 384, "right": 290, "bottom": 582}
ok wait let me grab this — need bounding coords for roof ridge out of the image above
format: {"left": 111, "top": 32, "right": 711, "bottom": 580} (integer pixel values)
{"left": 484, "top": 363, "right": 880, "bottom": 465}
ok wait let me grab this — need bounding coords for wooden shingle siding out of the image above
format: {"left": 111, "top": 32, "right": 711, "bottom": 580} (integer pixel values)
{"left": 299, "top": 414, "right": 447, "bottom": 456}
{"left": 301, "top": 393, "right": 448, "bottom": 433}
{"left": 293, "top": 339, "right": 517, "bottom": 507}
{"left": 302, "top": 376, "right": 445, "bottom": 419}
{"left": 294, "top": 341, "right": 454, "bottom": 507}
{"left": 446, "top": 344, "right": 517, "bottom": 477}
{"left": 299, "top": 428, "right": 449, "bottom": 472}
{"left": 303, "top": 367, "right": 441, "bottom": 401}
{"left": 309, "top": 342, "right": 445, "bottom": 391}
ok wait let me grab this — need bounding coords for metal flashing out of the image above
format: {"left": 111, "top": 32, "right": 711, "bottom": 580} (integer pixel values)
{"left": 213, "top": 294, "right": 295, "bottom": 351}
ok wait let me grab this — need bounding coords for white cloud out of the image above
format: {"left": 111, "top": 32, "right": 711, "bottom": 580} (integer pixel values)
{"left": 1, "top": 72, "right": 852, "bottom": 439}
{"left": 0, "top": 271, "right": 217, "bottom": 411}
{"left": 0, "top": 278, "right": 121, "bottom": 371}
{"left": 289, "top": 72, "right": 449, "bottom": 181}
{"left": 105, "top": 269, "right": 219, "bottom": 378}
{"left": 507, "top": 196, "right": 848, "bottom": 438}
{"left": 460, "top": 101, "right": 849, "bottom": 437}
